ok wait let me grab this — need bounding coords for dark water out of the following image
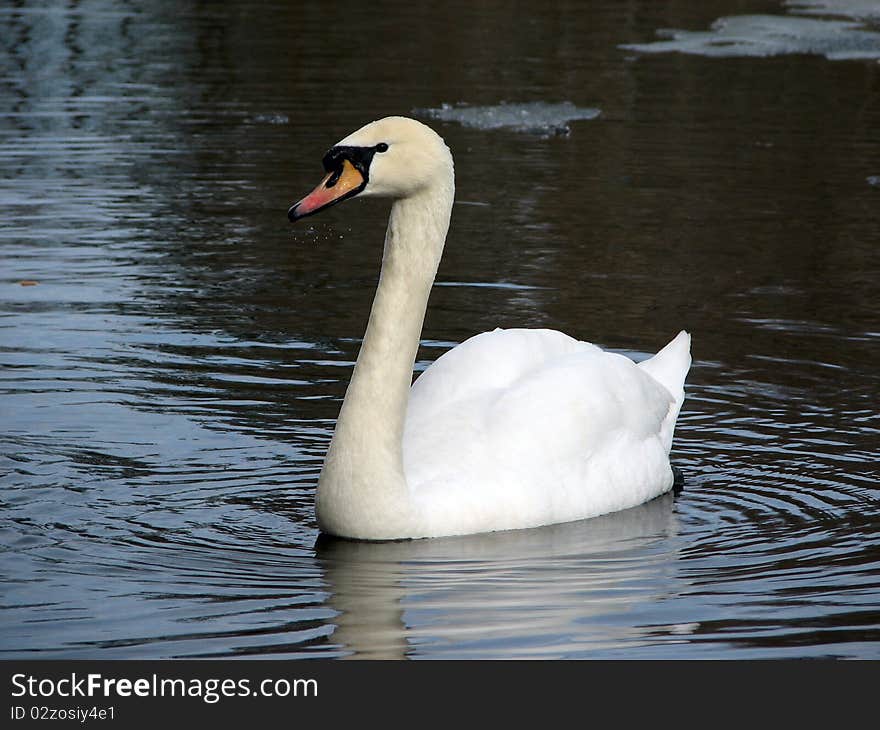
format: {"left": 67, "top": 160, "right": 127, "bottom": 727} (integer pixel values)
{"left": 2, "top": 0, "right": 879, "bottom": 659}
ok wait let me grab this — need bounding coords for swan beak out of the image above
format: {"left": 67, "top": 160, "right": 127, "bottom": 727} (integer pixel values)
{"left": 288, "top": 159, "right": 365, "bottom": 222}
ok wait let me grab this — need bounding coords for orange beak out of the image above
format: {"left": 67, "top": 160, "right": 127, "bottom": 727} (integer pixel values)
{"left": 288, "top": 159, "right": 365, "bottom": 222}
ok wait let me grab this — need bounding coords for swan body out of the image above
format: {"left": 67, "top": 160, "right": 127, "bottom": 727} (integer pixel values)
{"left": 288, "top": 116, "right": 691, "bottom": 541}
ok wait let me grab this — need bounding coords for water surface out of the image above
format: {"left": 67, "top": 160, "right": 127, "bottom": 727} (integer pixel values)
{"left": 1, "top": 0, "right": 879, "bottom": 659}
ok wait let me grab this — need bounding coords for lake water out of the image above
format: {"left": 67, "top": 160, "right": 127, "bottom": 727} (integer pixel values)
{"left": 1, "top": 0, "right": 878, "bottom": 659}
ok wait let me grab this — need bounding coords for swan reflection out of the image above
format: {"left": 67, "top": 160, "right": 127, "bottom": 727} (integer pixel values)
{"left": 315, "top": 492, "right": 680, "bottom": 658}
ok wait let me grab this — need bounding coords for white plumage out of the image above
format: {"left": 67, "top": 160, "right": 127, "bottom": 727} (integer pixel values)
{"left": 405, "top": 328, "right": 690, "bottom": 536}
{"left": 288, "top": 116, "right": 691, "bottom": 540}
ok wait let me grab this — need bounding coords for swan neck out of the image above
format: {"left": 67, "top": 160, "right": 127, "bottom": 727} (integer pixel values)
{"left": 316, "top": 181, "right": 453, "bottom": 539}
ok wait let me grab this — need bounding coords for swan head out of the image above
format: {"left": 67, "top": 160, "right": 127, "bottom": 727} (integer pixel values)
{"left": 288, "top": 116, "right": 453, "bottom": 222}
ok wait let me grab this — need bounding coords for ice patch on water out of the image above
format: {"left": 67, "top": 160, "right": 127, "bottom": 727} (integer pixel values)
{"left": 417, "top": 102, "right": 601, "bottom": 136}
{"left": 621, "top": 11, "right": 880, "bottom": 60}
{"left": 785, "top": 0, "right": 880, "bottom": 21}
{"left": 251, "top": 113, "right": 289, "bottom": 125}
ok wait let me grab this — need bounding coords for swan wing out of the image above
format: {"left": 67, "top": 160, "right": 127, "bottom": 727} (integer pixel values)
{"left": 403, "top": 328, "right": 690, "bottom": 536}
{"left": 408, "top": 328, "right": 593, "bottom": 418}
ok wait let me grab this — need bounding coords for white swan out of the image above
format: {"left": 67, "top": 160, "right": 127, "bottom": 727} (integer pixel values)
{"left": 288, "top": 116, "right": 691, "bottom": 541}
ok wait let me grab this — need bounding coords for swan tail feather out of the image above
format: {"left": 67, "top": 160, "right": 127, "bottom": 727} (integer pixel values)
{"left": 637, "top": 331, "right": 691, "bottom": 454}
{"left": 638, "top": 330, "right": 691, "bottom": 407}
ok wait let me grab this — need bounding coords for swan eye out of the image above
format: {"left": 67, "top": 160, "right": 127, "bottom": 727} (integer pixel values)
{"left": 375, "top": 142, "right": 389, "bottom": 153}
